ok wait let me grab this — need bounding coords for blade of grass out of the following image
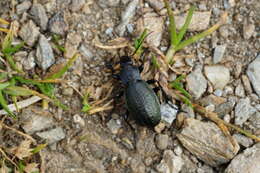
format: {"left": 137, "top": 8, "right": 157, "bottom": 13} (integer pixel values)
{"left": 52, "top": 34, "right": 66, "bottom": 53}
{"left": 0, "top": 90, "right": 16, "bottom": 118}
{"left": 0, "top": 82, "right": 10, "bottom": 90}
{"left": 5, "top": 54, "right": 23, "bottom": 73}
{"left": 176, "top": 6, "right": 195, "bottom": 44}
{"left": 163, "top": 0, "right": 178, "bottom": 46}
{"left": 133, "top": 28, "right": 148, "bottom": 56}
{"left": 31, "top": 144, "right": 47, "bottom": 154}
{"left": 0, "top": 18, "right": 9, "bottom": 25}
{"left": 151, "top": 54, "right": 160, "bottom": 69}
{"left": 170, "top": 75, "right": 192, "bottom": 99}
{"left": 2, "top": 42, "right": 24, "bottom": 55}
{"left": 0, "top": 28, "right": 9, "bottom": 33}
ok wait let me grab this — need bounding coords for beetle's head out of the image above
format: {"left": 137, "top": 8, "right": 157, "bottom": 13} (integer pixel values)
{"left": 119, "top": 56, "right": 141, "bottom": 84}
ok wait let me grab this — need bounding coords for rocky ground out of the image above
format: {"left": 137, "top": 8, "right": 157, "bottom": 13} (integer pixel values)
{"left": 0, "top": 0, "right": 260, "bottom": 173}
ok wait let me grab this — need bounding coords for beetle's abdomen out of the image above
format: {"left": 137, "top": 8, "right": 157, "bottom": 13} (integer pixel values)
{"left": 125, "top": 80, "right": 161, "bottom": 126}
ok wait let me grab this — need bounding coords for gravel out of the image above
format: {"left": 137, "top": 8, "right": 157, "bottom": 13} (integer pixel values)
{"left": 16, "top": 1, "right": 32, "bottom": 15}
{"left": 48, "top": 12, "right": 68, "bottom": 35}
{"left": 213, "top": 44, "right": 227, "bottom": 64}
{"left": 155, "top": 134, "right": 169, "bottom": 150}
{"left": 18, "top": 20, "right": 40, "bottom": 47}
{"left": 160, "top": 103, "right": 178, "bottom": 125}
{"left": 29, "top": 3, "right": 48, "bottom": 31}
{"left": 234, "top": 97, "right": 256, "bottom": 125}
{"left": 247, "top": 54, "right": 260, "bottom": 97}
{"left": 36, "top": 127, "right": 66, "bottom": 144}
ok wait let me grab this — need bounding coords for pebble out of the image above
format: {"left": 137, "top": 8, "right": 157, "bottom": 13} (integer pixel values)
{"left": 215, "top": 100, "right": 235, "bottom": 117}
{"left": 105, "top": 27, "right": 114, "bottom": 37}
{"left": 234, "top": 97, "right": 256, "bottom": 125}
{"left": 243, "top": 22, "right": 255, "bottom": 39}
{"left": 247, "top": 54, "right": 260, "bottom": 97}
{"left": 213, "top": 44, "right": 226, "bottom": 64}
{"left": 146, "top": 0, "right": 164, "bottom": 11}
{"left": 106, "top": 119, "right": 122, "bottom": 134}
{"left": 242, "top": 75, "right": 253, "bottom": 94}
{"left": 130, "top": 156, "right": 145, "bottom": 173}
{"left": 22, "top": 50, "right": 36, "bottom": 70}
{"left": 175, "top": 11, "right": 211, "bottom": 31}
{"left": 214, "top": 89, "right": 223, "bottom": 97}
{"left": 173, "top": 145, "right": 183, "bottom": 156}
{"left": 116, "top": 0, "right": 139, "bottom": 36}
{"left": 36, "top": 35, "right": 55, "bottom": 70}
{"left": 156, "top": 150, "right": 184, "bottom": 173}
{"left": 16, "top": 1, "right": 32, "bottom": 15}
{"left": 30, "top": 3, "right": 48, "bottom": 31}
{"left": 155, "top": 134, "right": 169, "bottom": 150}
{"left": 219, "top": 26, "right": 229, "bottom": 38}
{"left": 248, "top": 112, "right": 260, "bottom": 129}
{"left": 235, "top": 81, "right": 245, "bottom": 97}
{"left": 204, "top": 65, "right": 230, "bottom": 89}
{"left": 20, "top": 107, "right": 55, "bottom": 134}
{"left": 73, "top": 114, "right": 85, "bottom": 127}
{"left": 139, "top": 13, "right": 164, "bottom": 47}
{"left": 65, "top": 32, "right": 82, "bottom": 59}
{"left": 197, "top": 165, "right": 214, "bottom": 173}
{"left": 186, "top": 67, "right": 207, "bottom": 99}
{"left": 225, "top": 143, "right": 260, "bottom": 173}
{"left": 18, "top": 20, "right": 40, "bottom": 47}
{"left": 136, "top": 132, "right": 158, "bottom": 157}
{"left": 98, "top": 0, "right": 120, "bottom": 8}
{"left": 177, "top": 118, "right": 239, "bottom": 166}
{"left": 36, "top": 127, "right": 66, "bottom": 144}
{"left": 71, "top": 0, "right": 85, "bottom": 12}
{"left": 233, "top": 134, "right": 253, "bottom": 148}
{"left": 160, "top": 103, "right": 178, "bottom": 125}
{"left": 79, "top": 44, "right": 94, "bottom": 60}
{"left": 62, "top": 87, "right": 74, "bottom": 96}
{"left": 48, "top": 12, "right": 68, "bottom": 35}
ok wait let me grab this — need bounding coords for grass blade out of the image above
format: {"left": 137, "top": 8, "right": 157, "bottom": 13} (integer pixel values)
{"left": 177, "top": 6, "right": 195, "bottom": 44}
{"left": 0, "top": 90, "right": 16, "bottom": 118}
{"left": 164, "top": 0, "right": 178, "bottom": 46}
{"left": 133, "top": 28, "right": 148, "bottom": 56}
{"left": 0, "top": 82, "right": 10, "bottom": 90}
{"left": 5, "top": 54, "right": 23, "bottom": 73}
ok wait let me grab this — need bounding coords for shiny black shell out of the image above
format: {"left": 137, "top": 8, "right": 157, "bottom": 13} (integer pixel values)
{"left": 125, "top": 80, "right": 161, "bottom": 126}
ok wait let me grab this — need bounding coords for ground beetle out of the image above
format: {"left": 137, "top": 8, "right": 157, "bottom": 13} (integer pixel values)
{"left": 119, "top": 56, "right": 161, "bottom": 126}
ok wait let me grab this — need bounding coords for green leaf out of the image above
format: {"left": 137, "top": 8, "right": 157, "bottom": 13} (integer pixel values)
{"left": 151, "top": 54, "right": 160, "bottom": 69}
{"left": 31, "top": 143, "right": 47, "bottom": 154}
{"left": 170, "top": 76, "right": 192, "bottom": 99}
{"left": 4, "top": 86, "right": 34, "bottom": 96}
{"left": 133, "top": 28, "right": 148, "bottom": 56}
{"left": 0, "top": 82, "right": 10, "bottom": 90}
{"left": 52, "top": 34, "right": 66, "bottom": 53}
{"left": 2, "top": 42, "right": 24, "bottom": 55}
{"left": 81, "top": 92, "right": 91, "bottom": 112}
{"left": 4, "top": 54, "right": 23, "bottom": 73}
{"left": 0, "top": 90, "right": 16, "bottom": 118}
{"left": 176, "top": 6, "right": 195, "bottom": 45}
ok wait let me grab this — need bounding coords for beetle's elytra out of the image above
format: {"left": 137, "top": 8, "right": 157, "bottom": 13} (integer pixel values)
{"left": 119, "top": 56, "right": 161, "bottom": 126}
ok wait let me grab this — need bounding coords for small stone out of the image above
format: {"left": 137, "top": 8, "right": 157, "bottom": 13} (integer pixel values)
{"left": 22, "top": 51, "right": 36, "bottom": 70}
{"left": 156, "top": 150, "right": 184, "bottom": 173}
{"left": 106, "top": 119, "right": 122, "bottom": 134}
{"left": 62, "top": 87, "right": 74, "bottom": 96}
{"left": 214, "top": 89, "right": 223, "bottom": 97}
{"left": 20, "top": 107, "right": 55, "bottom": 134}
{"left": 30, "top": 3, "right": 48, "bottom": 30}
{"left": 155, "top": 134, "right": 169, "bottom": 150}
{"left": 242, "top": 75, "right": 253, "bottom": 94}
{"left": 243, "top": 22, "right": 255, "bottom": 39}
{"left": 48, "top": 12, "right": 68, "bottom": 35}
{"left": 79, "top": 44, "right": 94, "bottom": 60}
{"left": 160, "top": 103, "right": 178, "bottom": 125}
{"left": 219, "top": 26, "right": 229, "bottom": 38}
{"left": 98, "top": 0, "right": 120, "bottom": 8}
{"left": 154, "top": 122, "right": 166, "bottom": 133}
{"left": 146, "top": 0, "right": 164, "bottom": 11}
{"left": 199, "top": 94, "right": 227, "bottom": 107}
{"left": 223, "top": 114, "right": 231, "bottom": 123}
{"left": 204, "top": 65, "right": 230, "bottom": 89}
{"left": 173, "top": 145, "right": 183, "bottom": 156}
{"left": 233, "top": 134, "right": 253, "bottom": 148}
{"left": 137, "top": 12, "right": 163, "bottom": 47}
{"left": 71, "top": 0, "right": 85, "bottom": 12}
{"left": 224, "top": 0, "right": 235, "bottom": 9}
{"left": 65, "top": 32, "right": 82, "bottom": 59}
{"left": 16, "top": 1, "right": 32, "bottom": 15}
{"left": 248, "top": 112, "right": 260, "bottom": 129}
{"left": 175, "top": 11, "right": 211, "bottom": 31}
{"left": 19, "top": 20, "right": 40, "bottom": 47}
{"left": 235, "top": 97, "right": 256, "bottom": 125}
{"left": 225, "top": 143, "right": 260, "bottom": 173}
{"left": 197, "top": 165, "right": 214, "bottom": 173}
{"left": 213, "top": 44, "right": 226, "bottom": 64}
{"left": 181, "top": 104, "right": 195, "bottom": 118}
{"left": 235, "top": 82, "right": 245, "bottom": 97}
{"left": 177, "top": 118, "right": 239, "bottom": 167}
{"left": 116, "top": 0, "right": 139, "bottom": 36}
{"left": 36, "top": 35, "right": 55, "bottom": 70}
{"left": 130, "top": 156, "right": 145, "bottom": 173}
{"left": 186, "top": 67, "right": 207, "bottom": 99}
{"left": 73, "top": 114, "right": 85, "bottom": 127}
{"left": 144, "top": 157, "right": 153, "bottom": 166}
{"left": 36, "top": 127, "right": 66, "bottom": 144}
{"left": 105, "top": 27, "right": 113, "bottom": 37}
{"left": 247, "top": 54, "right": 260, "bottom": 96}
{"left": 136, "top": 132, "right": 158, "bottom": 157}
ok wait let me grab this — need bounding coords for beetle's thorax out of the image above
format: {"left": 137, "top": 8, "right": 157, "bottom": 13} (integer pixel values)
{"left": 119, "top": 64, "right": 141, "bottom": 85}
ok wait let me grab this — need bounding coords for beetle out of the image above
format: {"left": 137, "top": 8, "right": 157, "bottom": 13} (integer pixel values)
{"left": 119, "top": 56, "right": 161, "bottom": 126}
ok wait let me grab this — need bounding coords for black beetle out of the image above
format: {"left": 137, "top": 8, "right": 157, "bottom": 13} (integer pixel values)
{"left": 119, "top": 56, "right": 161, "bottom": 126}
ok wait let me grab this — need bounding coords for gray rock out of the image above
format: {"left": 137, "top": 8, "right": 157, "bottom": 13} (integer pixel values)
{"left": 243, "top": 22, "right": 255, "bottom": 39}
{"left": 242, "top": 75, "right": 253, "bottom": 94}
{"left": 156, "top": 150, "right": 184, "bottom": 173}
{"left": 155, "top": 134, "right": 169, "bottom": 150}
{"left": 106, "top": 119, "right": 122, "bottom": 134}
{"left": 213, "top": 45, "right": 226, "bottom": 64}
{"left": 65, "top": 32, "right": 82, "bottom": 59}
{"left": 146, "top": 0, "right": 164, "bottom": 11}
{"left": 16, "top": 1, "right": 32, "bottom": 15}
{"left": 247, "top": 54, "right": 260, "bottom": 97}
{"left": 215, "top": 101, "right": 236, "bottom": 117}
{"left": 214, "top": 89, "right": 223, "bottom": 97}
{"left": 22, "top": 51, "right": 36, "bottom": 70}
{"left": 30, "top": 3, "right": 48, "bottom": 31}
{"left": 186, "top": 67, "right": 207, "bottom": 99}
{"left": 235, "top": 82, "right": 245, "bottom": 97}
{"left": 248, "top": 112, "right": 260, "bottom": 129}
{"left": 175, "top": 11, "right": 211, "bottom": 31}
{"left": 160, "top": 103, "right": 178, "bottom": 125}
{"left": 224, "top": 0, "right": 236, "bottom": 9}
{"left": 204, "top": 65, "right": 230, "bottom": 89}
{"left": 73, "top": 114, "right": 85, "bottom": 127}
{"left": 19, "top": 20, "right": 40, "bottom": 47}
{"left": 197, "top": 165, "right": 214, "bottom": 173}
{"left": 79, "top": 44, "right": 93, "bottom": 60}
{"left": 36, "top": 35, "right": 55, "bottom": 70}
{"left": 235, "top": 97, "right": 256, "bottom": 125}
{"left": 62, "top": 87, "right": 74, "bottom": 96}
{"left": 116, "top": 0, "right": 139, "bottom": 36}
{"left": 20, "top": 107, "right": 55, "bottom": 134}
{"left": 225, "top": 143, "right": 260, "bottom": 173}
{"left": 219, "top": 26, "right": 229, "bottom": 38}
{"left": 138, "top": 12, "right": 164, "bottom": 47}
{"left": 233, "top": 134, "right": 253, "bottom": 148}
{"left": 71, "top": 0, "right": 85, "bottom": 12}
{"left": 136, "top": 132, "right": 158, "bottom": 157}
{"left": 177, "top": 118, "right": 239, "bottom": 167}
{"left": 36, "top": 127, "right": 66, "bottom": 144}
{"left": 98, "top": 0, "right": 120, "bottom": 8}
{"left": 48, "top": 12, "right": 68, "bottom": 35}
